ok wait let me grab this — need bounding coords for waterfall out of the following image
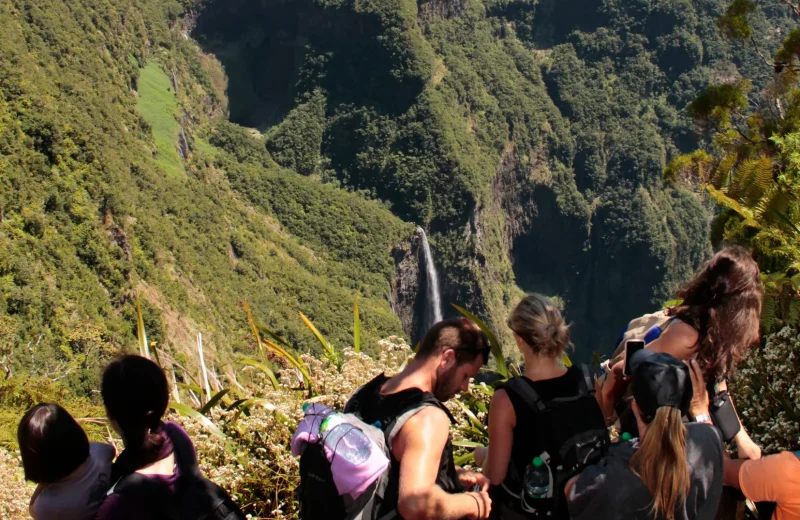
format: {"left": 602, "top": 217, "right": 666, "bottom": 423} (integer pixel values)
{"left": 417, "top": 226, "right": 443, "bottom": 331}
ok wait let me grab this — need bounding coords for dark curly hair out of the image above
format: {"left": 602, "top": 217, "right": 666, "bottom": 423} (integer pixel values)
{"left": 667, "top": 247, "right": 762, "bottom": 381}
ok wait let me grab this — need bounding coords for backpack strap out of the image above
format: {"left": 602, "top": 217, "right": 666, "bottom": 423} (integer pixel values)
{"left": 577, "top": 364, "right": 594, "bottom": 397}
{"left": 502, "top": 377, "right": 546, "bottom": 412}
{"left": 384, "top": 393, "right": 453, "bottom": 449}
{"left": 503, "top": 365, "right": 593, "bottom": 413}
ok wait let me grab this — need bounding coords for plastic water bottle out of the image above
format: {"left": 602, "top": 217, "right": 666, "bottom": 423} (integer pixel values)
{"left": 523, "top": 457, "right": 550, "bottom": 501}
{"left": 320, "top": 413, "right": 372, "bottom": 465}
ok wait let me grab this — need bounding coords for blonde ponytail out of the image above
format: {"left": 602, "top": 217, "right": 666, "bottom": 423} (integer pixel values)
{"left": 630, "top": 408, "right": 690, "bottom": 520}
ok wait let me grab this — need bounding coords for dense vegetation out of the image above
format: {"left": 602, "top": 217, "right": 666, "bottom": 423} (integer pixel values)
{"left": 664, "top": 0, "right": 800, "bottom": 451}
{"left": 189, "top": 0, "right": 784, "bottom": 355}
{"left": 0, "top": 0, "right": 413, "bottom": 401}
{"left": 1, "top": 0, "right": 793, "bottom": 422}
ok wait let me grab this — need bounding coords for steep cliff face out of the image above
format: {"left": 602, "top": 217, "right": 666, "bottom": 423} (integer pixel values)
{"left": 391, "top": 234, "right": 421, "bottom": 340}
{"left": 187, "top": 0, "right": 733, "bottom": 359}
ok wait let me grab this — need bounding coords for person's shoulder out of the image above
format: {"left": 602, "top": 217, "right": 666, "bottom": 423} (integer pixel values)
{"left": 569, "top": 445, "right": 637, "bottom": 518}
{"left": 685, "top": 423, "right": 724, "bottom": 466}
{"left": 96, "top": 491, "right": 151, "bottom": 520}
{"left": 392, "top": 404, "right": 451, "bottom": 457}
{"left": 95, "top": 492, "right": 129, "bottom": 520}
{"left": 488, "top": 386, "right": 514, "bottom": 420}
{"left": 89, "top": 442, "right": 116, "bottom": 462}
{"left": 403, "top": 403, "right": 450, "bottom": 429}
{"left": 686, "top": 422, "right": 723, "bottom": 444}
{"left": 665, "top": 319, "right": 700, "bottom": 342}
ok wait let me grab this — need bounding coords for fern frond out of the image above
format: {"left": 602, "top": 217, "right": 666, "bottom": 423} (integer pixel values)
{"left": 788, "top": 296, "right": 800, "bottom": 327}
{"left": 761, "top": 295, "right": 778, "bottom": 331}
{"left": 727, "top": 158, "right": 757, "bottom": 201}
{"left": 753, "top": 156, "right": 773, "bottom": 190}
{"left": 770, "top": 244, "right": 800, "bottom": 260}
{"left": 707, "top": 185, "right": 756, "bottom": 221}
{"left": 753, "top": 184, "right": 782, "bottom": 221}
{"left": 712, "top": 153, "right": 738, "bottom": 189}
{"left": 743, "top": 159, "right": 771, "bottom": 208}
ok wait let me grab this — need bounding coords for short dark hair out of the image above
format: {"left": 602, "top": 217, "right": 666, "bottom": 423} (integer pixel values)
{"left": 102, "top": 355, "right": 169, "bottom": 468}
{"left": 417, "top": 317, "right": 490, "bottom": 364}
{"left": 17, "top": 403, "right": 90, "bottom": 483}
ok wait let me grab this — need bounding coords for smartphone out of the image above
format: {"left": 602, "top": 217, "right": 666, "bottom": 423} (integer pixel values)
{"left": 623, "top": 339, "right": 646, "bottom": 377}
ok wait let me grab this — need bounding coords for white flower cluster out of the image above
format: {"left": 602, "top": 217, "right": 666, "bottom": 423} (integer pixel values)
{"left": 732, "top": 326, "right": 800, "bottom": 453}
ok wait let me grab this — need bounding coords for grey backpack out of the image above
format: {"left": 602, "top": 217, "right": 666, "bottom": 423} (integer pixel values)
{"left": 298, "top": 390, "right": 443, "bottom": 520}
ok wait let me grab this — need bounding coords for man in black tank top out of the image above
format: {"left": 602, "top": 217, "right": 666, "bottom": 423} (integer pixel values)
{"left": 345, "top": 318, "right": 494, "bottom": 520}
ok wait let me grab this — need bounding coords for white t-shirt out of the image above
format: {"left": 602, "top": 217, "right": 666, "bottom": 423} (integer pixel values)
{"left": 33, "top": 442, "right": 115, "bottom": 520}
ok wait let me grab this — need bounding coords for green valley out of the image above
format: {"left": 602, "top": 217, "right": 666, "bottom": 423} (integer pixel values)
{"left": 2, "top": 0, "right": 791, "bottom": 385}
{"left": 3, "top": 0, "right": 800, "bottom": 517}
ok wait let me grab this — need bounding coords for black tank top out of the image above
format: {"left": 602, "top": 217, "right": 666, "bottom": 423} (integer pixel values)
{"left": 345, "top": 374, "right": 463, "bottom": 517}
{"left": 505, "top": 367, "right": 586, "bottom": 481}
{"left": 489, "top": 366, "right": 606, "bottom": 519}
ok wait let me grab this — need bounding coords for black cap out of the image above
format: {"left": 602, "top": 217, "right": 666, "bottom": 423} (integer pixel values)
{"left": 629, "top": 349, "right": 692, "bottom": 420}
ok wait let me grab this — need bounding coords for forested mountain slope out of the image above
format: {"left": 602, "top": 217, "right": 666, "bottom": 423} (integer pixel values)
{"left": 191, "top": 0, "right": 786, "bottom": 352}
{"left": 0, "top": 0, "right": 409, "bottom": 392}
{"left": 1, "top": 0, "right": 789, "bottom": 389}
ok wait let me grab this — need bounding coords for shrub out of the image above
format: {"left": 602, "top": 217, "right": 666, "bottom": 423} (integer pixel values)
{"left": 732, "top": 326, "right": 800, "bottom": 453}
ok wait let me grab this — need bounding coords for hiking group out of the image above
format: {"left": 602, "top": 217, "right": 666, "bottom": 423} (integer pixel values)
{"left": 16, "top": 247, "right": 800, "bottom": 520}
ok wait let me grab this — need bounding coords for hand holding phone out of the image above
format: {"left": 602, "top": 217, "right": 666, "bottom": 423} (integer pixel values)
{"left": 623, "top": 339, "right": 645, "bottom": 377}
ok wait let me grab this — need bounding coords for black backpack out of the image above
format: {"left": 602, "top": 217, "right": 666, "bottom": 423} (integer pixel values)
{"left": 297, "top": 382, "right": 449, "bottom": 520}
{"left": 109, "top": 430, "right": 245, "bottom": 520}
{"left": 498, "top": 364, "right": 609, "bottom": 519}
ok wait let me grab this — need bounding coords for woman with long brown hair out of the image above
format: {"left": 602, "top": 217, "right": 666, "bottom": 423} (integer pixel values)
{"left": 598, "top": 246, "right": 763, "bottom": 459}
{"left": 567, "top": 351, "right": 724, "bottom": 520}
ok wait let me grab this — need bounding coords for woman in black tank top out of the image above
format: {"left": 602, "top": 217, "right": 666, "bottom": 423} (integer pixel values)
{"left": 474, "top": 294, "right": 606, "bottom": 519}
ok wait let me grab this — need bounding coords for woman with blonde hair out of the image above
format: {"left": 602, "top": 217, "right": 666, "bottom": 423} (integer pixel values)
{"left": 567, "top": 351, "right": 724, "bottom": 520}
{"left": 474, "top": 294, "right": 608, "bottom": 519}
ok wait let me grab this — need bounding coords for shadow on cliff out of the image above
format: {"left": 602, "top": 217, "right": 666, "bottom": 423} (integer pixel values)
{"left": 512, "top": 186, "right": 669, "bottom": 361}
{"left": 192, "top": 0, "right": 424, "bottom": 130}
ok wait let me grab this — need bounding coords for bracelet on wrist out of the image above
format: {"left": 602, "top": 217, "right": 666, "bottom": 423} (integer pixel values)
{"left": 470, "top": 493, "right": 481, "bottom": 518}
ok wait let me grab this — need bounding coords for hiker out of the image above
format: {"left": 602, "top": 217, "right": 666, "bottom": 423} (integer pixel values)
{"left": 598, "top": 246, "right": 763, "bottom": 459}
{"left": 567, "top": 351, "right": 724, "bottom": 520}
{"left": 18, "top": 403, "right": 114, "bottom": 520}
{"left": 689, "top": 367, "right": 800, "bottom": 520}
{"left": 473, "top": 293, "right": 608, "bottom": 519}
{"left": 96, "top": 355, "right": 244, "bottom": 520}
{"left": 344, "top": 318, "right": 493, "bottom": 520}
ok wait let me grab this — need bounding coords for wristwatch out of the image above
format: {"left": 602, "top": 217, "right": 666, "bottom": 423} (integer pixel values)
{"left": 693, "top": 413, "right": 712, "bottom": 424}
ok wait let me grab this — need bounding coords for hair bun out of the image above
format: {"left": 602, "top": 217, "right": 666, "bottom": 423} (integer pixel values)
{"left": 508, "top": 294, "right": 573, "bottom": 358}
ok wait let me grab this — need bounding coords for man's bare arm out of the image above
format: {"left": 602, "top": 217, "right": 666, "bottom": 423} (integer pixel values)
{"left": 394, "top": 406, "right": 491, "bottom": 520}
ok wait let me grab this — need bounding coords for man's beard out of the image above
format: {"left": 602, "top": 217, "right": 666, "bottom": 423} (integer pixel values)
{"left": 433, "top": 364, "right": 460, "bottom": 402}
